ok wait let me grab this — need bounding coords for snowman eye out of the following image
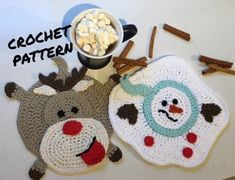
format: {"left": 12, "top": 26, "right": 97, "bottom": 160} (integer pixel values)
{"left": 172, "top": 99, "right": 178, "bottom": 105}
{"left": 161, "top": 100, "right": 168, "bottom": 107}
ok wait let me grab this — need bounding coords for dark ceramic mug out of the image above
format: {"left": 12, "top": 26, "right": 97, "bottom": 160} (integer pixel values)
{"left": 70, "top": 9, "right": 137, "bottom": 69}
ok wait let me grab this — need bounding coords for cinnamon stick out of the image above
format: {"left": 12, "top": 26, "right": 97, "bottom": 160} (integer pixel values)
{"left": 207, "top": 64, "right": 235, "bottom": 75}
{"left": 113, "top": 40, "right": 134, "bottom": 69}
{"left": 113, "top": 61, "right": 122, "bottom": 69}
{"left": 163, "top": 24, "right": 190, "bottom": 41}
{"left": 202, "top": 67, "right": 217, "bottom": 75}
{"left": 148, "top": 26, "right": 157, "bottom": 58}
{"left": 119, "top": 40, "right": 134, "bottom": 58}
{"left": 113, "top": 57, "right": 147, "bottom": 67}
{"left": 117, "top": 57, "right": 147, "bottom": 74}
{"left": 199, "top": 55, "right": 233, "bottom": 68}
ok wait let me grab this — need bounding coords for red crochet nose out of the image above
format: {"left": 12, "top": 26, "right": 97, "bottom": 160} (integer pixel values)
{"left": 169, "top": 105, "right": 183, "bottom": 114}
{"left": 62, "top": 120, "right": 83, "bottom": 136}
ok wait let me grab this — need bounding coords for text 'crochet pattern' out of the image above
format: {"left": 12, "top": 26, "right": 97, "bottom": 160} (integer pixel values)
{"left": 109, "top": 56, "right": 229, "bottom": 168}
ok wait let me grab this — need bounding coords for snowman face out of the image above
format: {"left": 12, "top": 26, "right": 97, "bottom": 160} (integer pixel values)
{"left": 142, "top": 80, "right": 199, "bottom": 137}
{"left": 152, "top": 87, "right": 190, "bottom": 129}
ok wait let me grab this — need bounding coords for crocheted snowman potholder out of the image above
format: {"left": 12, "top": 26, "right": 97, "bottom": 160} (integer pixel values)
{"left": 109, "top": 56, "right": 229, "bottom": 168}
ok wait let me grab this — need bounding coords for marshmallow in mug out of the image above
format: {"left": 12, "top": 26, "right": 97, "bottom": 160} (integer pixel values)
{"left": 75, "top": 10, "right": 119, "bottom": 57}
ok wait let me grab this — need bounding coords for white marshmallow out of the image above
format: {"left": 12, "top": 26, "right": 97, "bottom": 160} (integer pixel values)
{"left": 98, "top": 50, "right": 105, "bottom": 56}
{"left": 106, "top": 25, "right": 116, "bottom": 34}
{"left": 81, "top": 26, "right": 88, "bottom": 33}
{"left": 77, "top": 38, "right": 84, "bottom": 47}
{"left": 114, "top": 34, "right": 119, "bottom": 40}
{"left": 104, "top": 17, "right": 111, "bottom": 25}
{"left": 91, "top": 43, "right": 97, "bottom": 49}
{"left": 85, "top": 13, "right": 93, "bottom": 20}
{"left": 92, "top": 18, "right": 98, "bottom": 24}
{"left": 93, "top": 48, "right": 98, "bottom": 55}
{"left": 103, "top": 38, "right": 110, "bottom": 46}
{"left": 83, "top": 44, "right": 91, "bottom": 52}
{"left": 81, "top": 18, "right": 87, "bottom": 23}
{"left": 83, "top": 38, "right": 91, "bottom": 44}
{"left": 78, "top": 31, "right": 89, "bottom": 37}
{"left": 98, "top": 20, "right": 105, "bottom": 28}
{"left": 89, "top": 27, "right": 96, "bottom": 34}
{"left": 98, "top": 13, "right": 105, "bottom": 20}
{"left": 92, "top": 11, "right": 99, "bottom": 18}
{"left": 87, "top": 21, "right": 95, "bottom": 28}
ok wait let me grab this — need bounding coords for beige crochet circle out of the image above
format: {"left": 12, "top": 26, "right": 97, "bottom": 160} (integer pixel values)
{"left": 40, "top": 118, "right": 109, "bottom": 174}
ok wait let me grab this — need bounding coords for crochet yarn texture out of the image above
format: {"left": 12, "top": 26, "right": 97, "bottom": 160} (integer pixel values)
{"left": 5, "top": 57, "right": 122, "bottom": 180}
{"left": 40, "top": 118, "right": 109, "bottom": 174}
{"left": 109, "top": 56, "right": 229, "bottom": 168}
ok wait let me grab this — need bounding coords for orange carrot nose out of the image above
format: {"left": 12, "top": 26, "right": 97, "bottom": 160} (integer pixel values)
{"left": 169, "top": 105, "right": 183, "bottom": 114}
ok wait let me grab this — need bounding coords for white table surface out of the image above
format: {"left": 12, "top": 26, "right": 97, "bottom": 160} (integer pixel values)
{"left": 0, "top": 0, "right": 235, "bottom": 180}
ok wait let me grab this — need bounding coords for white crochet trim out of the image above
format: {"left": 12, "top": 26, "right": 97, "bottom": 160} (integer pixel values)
{"left": 109, "top": 56, "right": 229, "bottom": 168}
{"left": 73, "top": 80, "right": 94, "bottom": 92}
{"left": 33, "top": 80, "right": 94, "bottom": 96}
{"left": 40, "top": 118, "right": 109, "bottom": 174}
{"left": 33, "top": 85, "right": 57, "bottom": 96}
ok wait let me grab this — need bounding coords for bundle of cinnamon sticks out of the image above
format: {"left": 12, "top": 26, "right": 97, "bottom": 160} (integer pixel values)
{"left": 113, "top": 40, "right": 147, "bottom": 74}
{"left": 199, "top": 55, "right": 235, "bottom": 75}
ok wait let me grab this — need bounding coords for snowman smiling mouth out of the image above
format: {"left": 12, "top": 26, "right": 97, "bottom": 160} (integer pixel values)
{"left": 158, "top": 109, "right": 178, "bottom": 122}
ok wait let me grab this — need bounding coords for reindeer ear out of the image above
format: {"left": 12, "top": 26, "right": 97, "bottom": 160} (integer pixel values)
{"left": 33, "top": 85, "right": 57, "bottom": 96}
{"left": 72, "top": 80, "right": 94, "bottom": 92}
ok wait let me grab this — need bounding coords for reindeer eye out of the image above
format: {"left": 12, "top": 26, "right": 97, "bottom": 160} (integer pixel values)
{"left": 71, "top": 107, "right": 79, "bottom": 113}
{"left": 57, "top": 110, "right": 65, "bottom": 118}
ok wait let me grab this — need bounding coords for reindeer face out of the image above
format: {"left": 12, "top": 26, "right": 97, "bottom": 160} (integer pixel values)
{"left": 31, "top": 63, "right": 110, "bottom": 173}
{"left": 5, "top": 57, "right": 122, "bottom": 179}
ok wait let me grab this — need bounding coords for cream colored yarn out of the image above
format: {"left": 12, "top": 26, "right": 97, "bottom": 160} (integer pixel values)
{"left": 109, "top": 56, "right": 229, "bottom": 168}
{"left": 40, "top": 118, "right": 109, "bottom": 174}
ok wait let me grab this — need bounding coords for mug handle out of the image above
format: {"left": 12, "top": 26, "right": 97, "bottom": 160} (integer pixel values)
{"left": 122, "top": 24, "right": 138, "bottom": 42}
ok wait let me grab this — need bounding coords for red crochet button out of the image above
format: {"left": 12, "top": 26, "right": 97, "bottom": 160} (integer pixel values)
{"left": 187, "top": 132, "right": 197, "bottom": 144}
{"left": 144, "top": 136, "right": 154, "bottom": 147}
{"left": 183, "top": 147, "right": 193, "bottom": 158}
{"left": 63, "top": 120, "right": 83, "bottom": 136}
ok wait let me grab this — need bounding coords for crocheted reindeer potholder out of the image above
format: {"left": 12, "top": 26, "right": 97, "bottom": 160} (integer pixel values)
{"left": 109, "top": 56, "right": 229, "bottom": 168}
{"left": 5, "top": 57, "right": 122, "bottom": 180}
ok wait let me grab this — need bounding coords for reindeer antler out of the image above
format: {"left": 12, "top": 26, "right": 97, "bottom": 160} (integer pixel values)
{"left": 39, "top": 66, "right": 87, "bottom": 92}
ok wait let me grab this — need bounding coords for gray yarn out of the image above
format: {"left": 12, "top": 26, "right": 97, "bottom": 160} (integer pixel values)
{"left": 7, "top": 57, "right": 120, "bottom": 178}
{"left": 16, "top": 58, "right": 116, "bottom": 154}
{"left": 52, "top": 56, "right": 69, "bottom": 80}
{"left": 31, "top": 158, "right": 47, "bottom": 172}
